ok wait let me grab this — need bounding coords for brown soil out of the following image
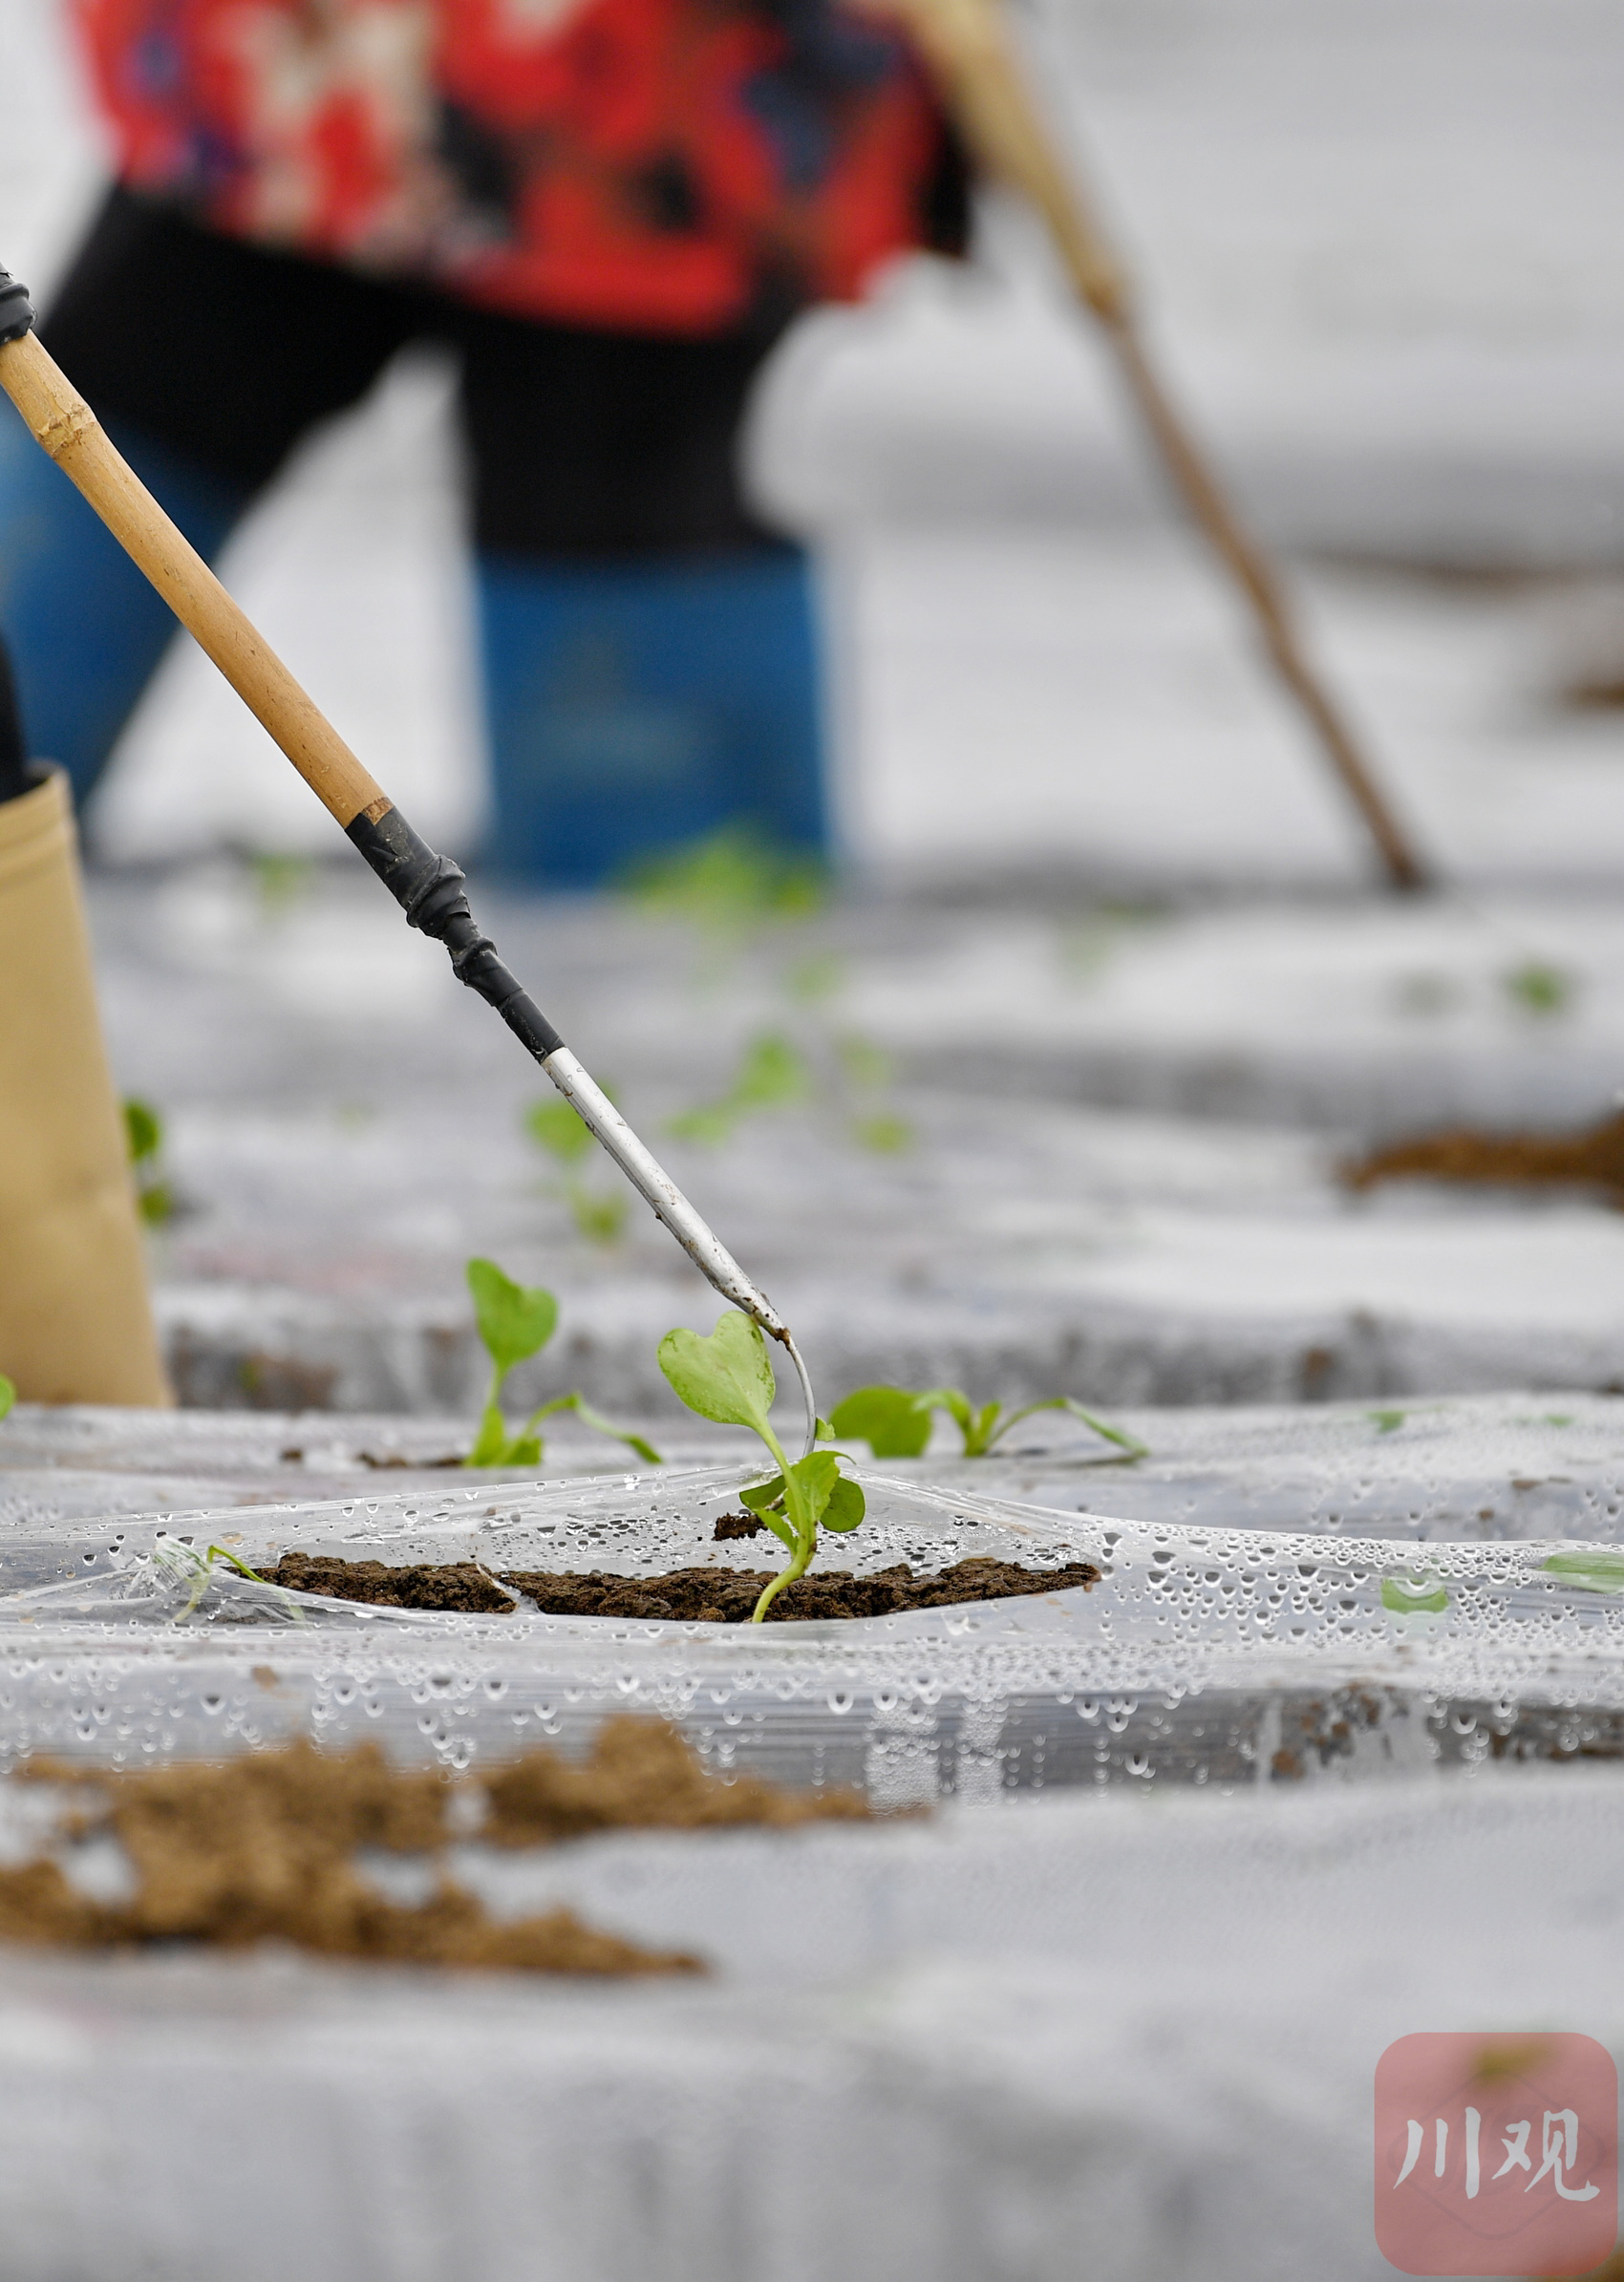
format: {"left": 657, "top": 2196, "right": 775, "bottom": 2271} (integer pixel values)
{"left": 1342, "top": 1111, "right": 1624, "bottom": 1204}
{"left": 480, "top": 1711, "right": 872, "bottom": 1845}
{"left": 259, "top": 1552, "right": 519, "bottom": 1612}
{"left": 502, "top": 1555, "right": 1100, "bottom": 1622}
{"left": 712, "top": 1511, "right": 765, "bottom": 1540}
{"left": 0, "top": 1717, "right": 874, "bottom": 1973}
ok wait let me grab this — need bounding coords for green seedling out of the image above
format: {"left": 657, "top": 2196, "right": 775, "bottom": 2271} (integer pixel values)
{"left": 786, "top": 950, "right": 845, "bottom": 1005}
{"left": 1541, "top": 1550, "right": 1624, "bottom": 1594}
{"left": 123, "top": 1098, "right": 175, "bottom": 1226}
{"left": 625, "top": 825, "right": 825, "bottom": 941}
{"left": 835, "top": 1030, "right": 915, "bottom": 1154}
{"left": 1369, "top": 1409, "right": 1408, "bottom": 1435}
{"left": 830, "top": 1384, "right": 1146, "bottom": 1463}
{"left": 658, "top": 1312, "right": 865, "bottom": 1622}
{"left": 465, "top": 1257, "right": 659, "bottom": 1467}
{"left": 0, "top": 1375, "right": 13, "bottom": 1421}
{"left": 523, "top": 1096, "right": 628, "bottom": 1247}
{"left": 161, "top": 1539, "right": 304, "bottom": 1624}
{"left": 1380, "top": 1573, "right": 1449, "bottom": 1616}
{"left": 1502, "top": 961, "right": 1575, "bottom": 1017}
{"left": 248, "top": 850, "right": 314, "bottom": 919}
{"left": 666, "top": 1032, "right": 811, "bottom": 1147}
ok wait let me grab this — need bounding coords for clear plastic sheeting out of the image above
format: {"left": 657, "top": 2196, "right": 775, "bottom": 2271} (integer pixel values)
{"left": 5, "top": 1392, "right": 1624, "bottom": 1541}
{"left": 0, "top": 1466, "right": 1620, "bottom": 1796}
{"left": 0, "top": 1771, "right": 1618, "bottom": 2282}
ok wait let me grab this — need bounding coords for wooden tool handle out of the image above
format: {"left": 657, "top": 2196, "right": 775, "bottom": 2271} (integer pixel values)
{"left": 0, "top": 329, "right": 388, "bottom": 830}
{"left": 884, "top": 0, "right": 1125, "bottom": 315}
{"left": 878, "top": 0, "right": 1428, "bottom": 891}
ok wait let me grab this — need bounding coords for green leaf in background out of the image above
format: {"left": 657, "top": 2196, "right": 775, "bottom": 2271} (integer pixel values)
{"left": 0, "top": 1374, "right": 13, "bottom": 1421}
{"left": 623, "top": 826, "right": 825, "bottom": 934}
{"left": 851, "top": 1113, "right": 914, "bottom": 1155}
{"left": 466, "top": 1258, "right": 558, "bottom": 1379}
{"left": 1381, "top": 1574, "right": 1449, "bottom": 1616}
{"left": 829, "top": 1386, "right": 933, "bottom": 1460}
{"left": 538, "top": 1393, "right": 662, "bottom": 1467}
{"left": 1369, "top": 1409, "right": 1407, "bottom": 1435}
{"left": 1542, "top": 1550, "right": 1624, "bottom": 1594}
{"left": 524, "top": 1098, "right": 596, "bottom": 1167}
{"left": 658, "top": 1312, "right": 777, "bottom": 1437}
{"left": 1502, "top": 961, "right": 1575, "bottom": 1017}
{"left": 123, "top": 1098, "right": 161, "bottom": 1165}
{"left": 732, "top": 1034, "right": 810, "bottom": 1110}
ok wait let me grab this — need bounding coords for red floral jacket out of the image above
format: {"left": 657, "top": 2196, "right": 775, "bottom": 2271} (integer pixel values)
{"left": 73, "top": 0, "right": 965, "bottom": 332}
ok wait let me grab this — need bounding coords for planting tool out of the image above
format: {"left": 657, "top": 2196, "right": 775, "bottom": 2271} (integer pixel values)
{"left": 0, "top": 269, "right": 818, "bottom": 1453}
{"left": 891, "top": 0, "right": 1429, "bottom": 892}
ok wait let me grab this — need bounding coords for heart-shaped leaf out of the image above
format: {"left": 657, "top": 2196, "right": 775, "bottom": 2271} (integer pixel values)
{"left": 829, "top": 1386, "right": 931, "bottom": 1460}
{"left": 467, "top": 1258, "right": 559, "bottom": 1378}
{"left": 658, "top": 1312, "right": 777, "bottom": 1436}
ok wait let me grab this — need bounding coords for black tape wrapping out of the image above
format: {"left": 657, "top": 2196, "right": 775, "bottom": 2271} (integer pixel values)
{"left": 346, "top": 804, "right": 565, "bottom": 1059}
{"left": 0, "top": 267, "right": 35, "bottom": 347}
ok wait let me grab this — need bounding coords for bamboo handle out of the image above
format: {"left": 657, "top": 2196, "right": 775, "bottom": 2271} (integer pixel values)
{"left": 0, "top": 330, "right": 387, "bottom": 829}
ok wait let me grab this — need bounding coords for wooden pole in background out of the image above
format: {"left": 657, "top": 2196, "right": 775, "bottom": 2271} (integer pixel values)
{"left": 890, "top": 0, "right": 1430, "bottom": 891}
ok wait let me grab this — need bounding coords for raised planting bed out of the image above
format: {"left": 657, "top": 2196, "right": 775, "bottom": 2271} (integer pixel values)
{"left": 0, "top": 1466, "right": 1621, "bottom": 1801}
{"left": 8, "top": 1390, "right": 1624, "bottom": 1541}
{"left": 0, "top": 1765, "right": 1616, "bottom": 2281}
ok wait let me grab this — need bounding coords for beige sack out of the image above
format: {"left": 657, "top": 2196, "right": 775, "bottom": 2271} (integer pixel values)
{"left": 0, "top": 769, "right": 170, "bottom": 1403}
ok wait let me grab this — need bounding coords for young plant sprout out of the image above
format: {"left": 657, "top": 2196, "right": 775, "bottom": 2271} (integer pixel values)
{"left": 666, "top": 1032, "right": 811, "bottom": 1147}
{"left": 0, "top": 1374, "right": 13, "bottom": 1420}
{"left": 123, "top": 1098, "right": 175, "bottom": 1226}
{"left": 829, "top": 1385, "right": 1146, "bottom": 1462}
{"left": 524, "top": 1096, "right": 629, "bottom": 1247}
{"left": 658, "top": 1312, "right": 865, "bottom": 1622}
{"left": 465, "top": 1258, "right": 660, "bottom": 1468}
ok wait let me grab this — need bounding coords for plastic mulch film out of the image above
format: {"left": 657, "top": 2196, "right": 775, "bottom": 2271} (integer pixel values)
{"left": 0, "top": 1466, "right": 1620, "bottom": 1800}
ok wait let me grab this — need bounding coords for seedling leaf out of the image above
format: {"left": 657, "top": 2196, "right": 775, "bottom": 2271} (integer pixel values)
{"left": 829, "top": 1385, "right": 932, "bottom": 1459}
{"left": 1542, "top": 1550, "right": 1624, "bottom": 1594}
{"left": 467, "top": 1258, "right": 558, "bottom": 1379}
{"left": 821, "top": 1476, "right": 865, "bottom": 1532}
{"left": 524, "top": 1098, "right": 595, "bottom": 1166}
{"left": 0, "top": 1374, "right": 13, "bottom": 1421}
{"left": 658, "top": 1312, "right": 777, "bottom": 1438}
{"left": 1381, "top": 1575, "right": 1449, "bottom": 1615}
{"left": 123, "top": 1098, "right": 161, "bottom": 1164}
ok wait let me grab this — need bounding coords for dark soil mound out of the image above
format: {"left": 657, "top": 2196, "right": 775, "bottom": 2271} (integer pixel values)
{"left": 253, "top": 1551, "right": 1099, "bottom": 1621}
{"left": 260, "top": 1552, "right": 518, "bottom": 1612}
{"left": 502, "top": 1555, "right": 1100, "bottom": 1623}
{"left": 1342, "top": 1112, "right": 1624, "bottom": 1204}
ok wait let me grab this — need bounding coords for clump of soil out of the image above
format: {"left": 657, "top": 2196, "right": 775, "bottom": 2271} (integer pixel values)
{"left": 1342, "top": 1112, "right": 1624, "bottom": 1205}
{"left": 259, "top": 1552, "right": 519, "bottom": 1613}
{"left": 481, "top": 1712, "right": 871, "bottom": 1845}
{"left": 502, "top": 1555, "right": 1100, "bottom": 1623}
{"left": 713, "top": 1511, "right": 764, "bottom": 1540}
{"left": 0, "top": 1717, "right": 875, "bottom": 1972}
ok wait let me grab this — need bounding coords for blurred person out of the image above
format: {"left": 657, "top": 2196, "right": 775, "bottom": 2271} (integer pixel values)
{"left": 0, "top": 0, "right": 968, "bottom": 883}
